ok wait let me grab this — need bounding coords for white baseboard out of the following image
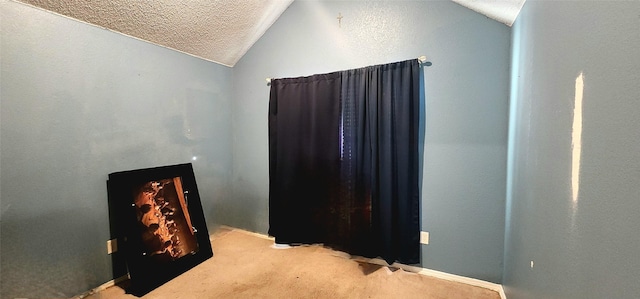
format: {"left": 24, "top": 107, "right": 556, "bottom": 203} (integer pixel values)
{"left": 72, "top": 274, "right": 129, "bottom": 299}
{"left": 219, "top": 225, "right": 274, "bottom": 241}
{"left": 499, "top": 286, "right": 507, "bottom": 299}
{"left": 218, "top": 227, "right": 506, "bottom": 299}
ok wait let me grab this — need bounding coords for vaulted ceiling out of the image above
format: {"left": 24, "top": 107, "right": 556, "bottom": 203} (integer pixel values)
{"left": 16, "top": 0, "right": 525, "bottom": 67}
{"left": 453, "top": 0, "right": 526, "bottom": 26}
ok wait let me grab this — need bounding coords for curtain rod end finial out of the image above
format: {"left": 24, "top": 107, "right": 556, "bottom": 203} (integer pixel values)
{"left": 418, "top": 56, "right": 432, "bottom": 66}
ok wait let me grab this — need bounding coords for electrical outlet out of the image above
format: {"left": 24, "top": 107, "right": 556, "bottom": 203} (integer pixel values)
{"left": 420, "top": 231, "right": 430, "bottom": 244}
{"left": 107, "top": 239, "right": 118, "bottom": 254}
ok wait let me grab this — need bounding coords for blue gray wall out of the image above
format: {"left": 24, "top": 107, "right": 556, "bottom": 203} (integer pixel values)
{"left": 0, "top": 1, "right": 232, "bottom": 297}
{"left": 230, "top": 0, "right": 510, "bottom": 283}
{"left": 1, "top": 0, "right": 514, "bottom": 296}
{"left": 504, "top": 1, "right": 640, "bottom": 298}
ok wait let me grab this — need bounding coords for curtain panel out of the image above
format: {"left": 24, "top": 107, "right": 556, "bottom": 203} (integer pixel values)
{"left": 269, "top": 59, "right": 420, "bottom": 264}
{"left": 268, "top": 72, "right": 343, "bottom": 244}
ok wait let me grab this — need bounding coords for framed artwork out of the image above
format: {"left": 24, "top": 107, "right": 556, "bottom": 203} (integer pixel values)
{"left": 108, "top": 163, "right": 213, "bottom": 295}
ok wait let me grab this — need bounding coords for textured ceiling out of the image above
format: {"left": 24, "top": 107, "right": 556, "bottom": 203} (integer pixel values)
{"left": 17, "top": 0, "right": 293, "bottom": 67}
{"left": 452, "top": 0, "right": 526, "bottom": 26}
{"left": 16, "top": 0, "right": 523, "bottom": 66}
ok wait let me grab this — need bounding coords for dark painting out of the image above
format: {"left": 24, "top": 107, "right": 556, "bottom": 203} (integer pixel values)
{"left": 108, "top": 163, "right": 212, "bottom": 296}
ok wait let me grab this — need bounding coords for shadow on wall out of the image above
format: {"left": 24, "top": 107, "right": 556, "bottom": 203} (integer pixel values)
{"left": 212, "top": 178, "right": 268, "bottom": 234}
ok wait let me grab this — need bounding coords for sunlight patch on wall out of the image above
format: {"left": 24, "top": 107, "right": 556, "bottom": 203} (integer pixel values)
{"left": 571, "top": 72, "right": 584, "bottom": 221}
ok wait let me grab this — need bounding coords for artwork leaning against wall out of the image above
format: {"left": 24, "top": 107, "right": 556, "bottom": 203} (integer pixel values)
{"left": 107, "top": 163, "right": 213, "bottom": 296}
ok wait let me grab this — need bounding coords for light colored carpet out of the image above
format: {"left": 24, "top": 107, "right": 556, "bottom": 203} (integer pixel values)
{"left": 84, "top": 227, "right": 500, "bottom": 299}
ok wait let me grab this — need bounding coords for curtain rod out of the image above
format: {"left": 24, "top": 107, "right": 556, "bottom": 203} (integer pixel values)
{"left": 266, "top": 56, "right": 429, "bottom": 84}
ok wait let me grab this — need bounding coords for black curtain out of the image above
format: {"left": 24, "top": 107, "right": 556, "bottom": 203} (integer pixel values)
{"left": 269, "top": 60, "right": 420, "bottom": 264}
{"left": 268, "top": 72, "right": 342, "bottom": 244}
